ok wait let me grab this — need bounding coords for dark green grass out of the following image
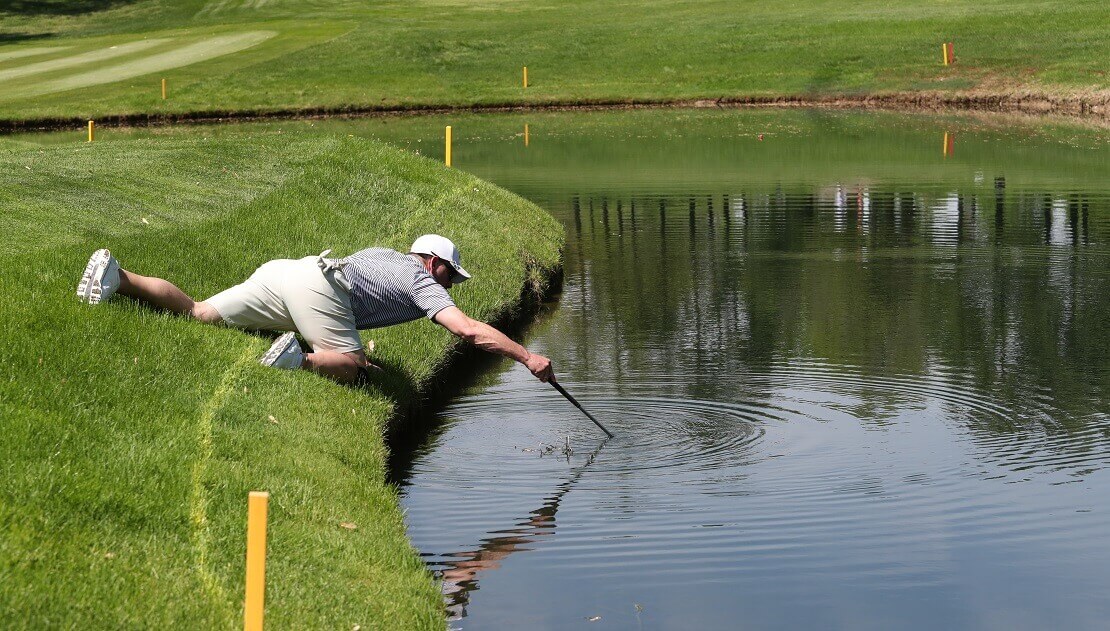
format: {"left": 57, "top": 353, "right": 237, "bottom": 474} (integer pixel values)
{"left": 0, "top": 0, "right": 1106, "bottom": 122}
{"left": 0, "top": 129, "right": 563, "bottom": 627}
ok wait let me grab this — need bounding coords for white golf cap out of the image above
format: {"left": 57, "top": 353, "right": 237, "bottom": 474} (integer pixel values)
{"left": 410, "top": 234, "right": 471, "bottom": 283}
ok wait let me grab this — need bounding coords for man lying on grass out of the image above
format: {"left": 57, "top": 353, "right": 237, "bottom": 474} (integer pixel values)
{"left": 76, "top": 234, "right": 554, "bottom": 385}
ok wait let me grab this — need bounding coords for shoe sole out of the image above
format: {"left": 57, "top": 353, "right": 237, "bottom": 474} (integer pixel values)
{"left": 260, "top": 332, "right": 298, "bottom": 367}
{"left": 76, "top": 248, "right": 111, "bottom": 304}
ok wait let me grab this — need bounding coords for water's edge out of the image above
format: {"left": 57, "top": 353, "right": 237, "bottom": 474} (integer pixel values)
{"left": 2, "top": 90, "right": 1108, "bottom": 134}
{"left": 385, "top": 257, "right": 564, "bottom": 477}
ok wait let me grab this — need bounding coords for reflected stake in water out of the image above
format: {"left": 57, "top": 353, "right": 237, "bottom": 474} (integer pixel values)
{"left": 439, "top": 441, "right": 607, "bottom": 620}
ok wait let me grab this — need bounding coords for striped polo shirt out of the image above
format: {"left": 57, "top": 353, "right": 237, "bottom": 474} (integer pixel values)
{"left": 331, "top": 247, "right": 455, "bottom": 330}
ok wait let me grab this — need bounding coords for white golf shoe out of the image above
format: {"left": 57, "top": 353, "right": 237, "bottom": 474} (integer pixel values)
{"left": 76, "top": 248, "right": 121, "bottom": 304}
{"left": 259, "top": 332, "right": 305, "bottom": 370}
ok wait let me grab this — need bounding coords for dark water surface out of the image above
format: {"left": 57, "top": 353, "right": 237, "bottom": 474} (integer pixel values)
{"left": 366, "top": 109, "right": 1110, "bottom": 629}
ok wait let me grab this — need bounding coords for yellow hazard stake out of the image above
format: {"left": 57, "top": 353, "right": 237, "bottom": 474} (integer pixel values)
{"left": 161, "top": 78, "right": 167, "bottom": 100}
{"left": 87, "top": 120, "right": 95, "bottom": 142}
{"left": 445, "top": 125, "right": 452, "bottom": 167}
{"left": 244, "top": 491, "right": 269, "bottom": 631}
{"left": 523, "top": 66, "right": 528, "bottom": 88}
{"left": 942, "top": 43, "right": 950, "bottom": 66}
{"left": 524, "top": 123, "right": 529, "bottom": 147}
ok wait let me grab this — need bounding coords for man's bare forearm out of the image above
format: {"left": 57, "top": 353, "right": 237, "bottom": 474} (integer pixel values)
{"left": 468, "top": 320, "right": 531, "bottom": 363}
{"left": 434, "top": 306, "right": 553, "bottom": 381}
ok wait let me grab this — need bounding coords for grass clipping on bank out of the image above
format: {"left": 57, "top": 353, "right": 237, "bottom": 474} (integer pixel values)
{"left": 0, "top": 129, "right": 563, "bottom": 628}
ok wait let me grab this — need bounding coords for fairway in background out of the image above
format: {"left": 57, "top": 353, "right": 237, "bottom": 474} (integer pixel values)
{"left": 0, "top": 0, "right": 1105, "bottom": 121}
{"left": 9, "top": 31, "right": 275, "bottom": 99}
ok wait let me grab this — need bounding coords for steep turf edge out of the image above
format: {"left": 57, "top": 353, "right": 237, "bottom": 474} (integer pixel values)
{"left": 0, "top": 88, "right": 1108, "bottom": 135}
{"left": 0, "top": 130, "right": 564, "bottom": 628}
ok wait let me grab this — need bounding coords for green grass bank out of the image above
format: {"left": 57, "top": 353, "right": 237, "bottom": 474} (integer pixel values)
{"left": 0, "top": 0, "right": 1107, "bottom": 126}
{"left": 0, "top": 127, "right": 563, "bottom": 627}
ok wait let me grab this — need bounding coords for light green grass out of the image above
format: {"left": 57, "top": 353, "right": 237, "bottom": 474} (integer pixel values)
{"left": 18, "top": 31, "right": 276, "bottom": 99}
{"left": 0, "top": 0, "right": 1106, "bottom": 122}
{"left": 0, "top": 127, "right": 563, "bottom": 627}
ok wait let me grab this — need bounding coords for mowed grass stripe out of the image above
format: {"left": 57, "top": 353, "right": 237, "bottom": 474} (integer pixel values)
{"left": 197, "top": 0, "right": 275, "bottom": 16}
{"left": 0, "top": 39, "right": 169, "bottom": 83}
{"left": 0, "top": 46, "right": 71, "bottom": 64}
{"left": 0, "top": 21, "right": 346, "bottom": 110}
{"left": 0, "top": 134, "right": 318, "bottom": 255}
{"left": 24, "top": 31, "right": 276, "bottom": 99}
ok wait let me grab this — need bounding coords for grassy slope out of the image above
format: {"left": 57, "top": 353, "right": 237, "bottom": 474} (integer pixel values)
{"left": 0, "top": 128, "right": 563, "bottom": 627}
{"left": 0, "top": 0, "right": 1106, "bottom": 121}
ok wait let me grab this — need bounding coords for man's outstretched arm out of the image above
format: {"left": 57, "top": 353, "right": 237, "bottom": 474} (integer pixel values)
{"left": 433, "top": 306, "right": 554, "bottom": 382}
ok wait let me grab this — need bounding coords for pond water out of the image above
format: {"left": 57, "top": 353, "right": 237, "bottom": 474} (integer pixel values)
{"left": 5, "top": 106, "right": 1106, "bottom": 628}
{"left": 363, "top": 108, "right": 1110, "bottom": 630}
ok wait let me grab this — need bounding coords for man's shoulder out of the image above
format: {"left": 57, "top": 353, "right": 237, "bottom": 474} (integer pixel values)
{"left": 344, "top": 248, "right": 426, "bottom": 285}
{"left": 346, "top": 246, "right": 404, "bottom": 260}
{"left": 345, "top": 247, "right": 418, "bottom": 270}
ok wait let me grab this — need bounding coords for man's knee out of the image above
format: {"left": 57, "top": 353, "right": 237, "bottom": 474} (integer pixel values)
{"left": 343, "top": 349, "right": 384, "bottom": 385}
{"left": 344, "top": 349, "right": 369, "bottom": 366}
{"left": 191, "top": 301, "right": 223, "bottom": 324}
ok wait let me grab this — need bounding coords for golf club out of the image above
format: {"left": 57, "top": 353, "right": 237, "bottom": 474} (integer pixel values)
{"left": 550, "top": 379, "right": 614, "bottom": 438}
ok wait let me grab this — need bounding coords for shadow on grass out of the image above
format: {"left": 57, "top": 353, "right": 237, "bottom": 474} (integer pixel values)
{"left": 354, "top": 353, "right": 421, "bottom": 409}
{"left": 109, "top": 294, "right": 424, "bottom": 405}
{"left": 1, "top": 0, "right": 138, "bottom": 16}
{"left": 0, "top": 31, "right": 57, "bottom": 43}
{"left": 254, "top": 330, "right": 424, "bottom": 407}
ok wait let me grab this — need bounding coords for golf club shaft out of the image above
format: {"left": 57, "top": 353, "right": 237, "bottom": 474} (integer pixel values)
{"left": 550, "top": 380, "right": 614, "bottom": 438}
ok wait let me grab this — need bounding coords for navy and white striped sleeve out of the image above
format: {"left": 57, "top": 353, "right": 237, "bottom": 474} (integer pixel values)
{"left": 411, "top": 273, "right": 455, "bottom": 319}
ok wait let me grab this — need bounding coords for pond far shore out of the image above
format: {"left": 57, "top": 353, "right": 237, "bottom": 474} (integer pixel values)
{"left": 1, "top": 89, "right": 1108, "bottom": 135}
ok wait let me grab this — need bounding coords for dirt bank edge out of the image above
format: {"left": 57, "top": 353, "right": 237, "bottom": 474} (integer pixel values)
{"left": 2, "top": 90, "right": 1108, "bottom": 134}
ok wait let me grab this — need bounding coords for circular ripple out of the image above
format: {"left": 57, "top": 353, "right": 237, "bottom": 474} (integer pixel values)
{"left": 429, "top": 357, "right": 1109, "bottom": 485}
{"left": 401, "top": 363, "right": 1110, "bottom": 628}
{"left": 579, "top": 396, "right": 767, "bottom": 473}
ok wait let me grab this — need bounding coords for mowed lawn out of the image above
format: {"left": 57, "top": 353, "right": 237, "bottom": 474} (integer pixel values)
{"left": 0, "top": 0, "right": 1107, "bottom": 122}
{"left": 0, "top": 127, "right": 563, "bottom": 627}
